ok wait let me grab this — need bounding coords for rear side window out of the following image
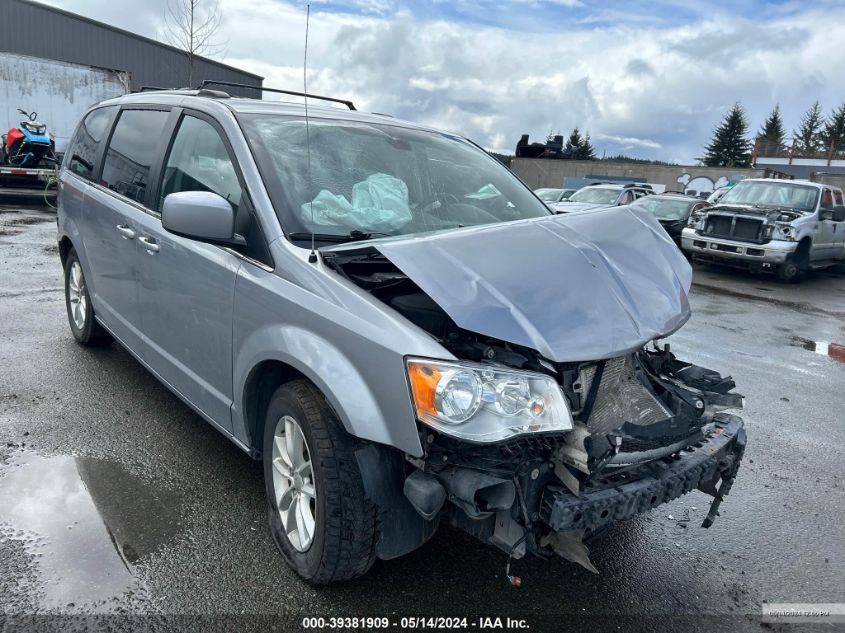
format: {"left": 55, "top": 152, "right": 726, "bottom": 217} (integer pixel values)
{"left": 100, "top": 109, "right": 170, "bottom": 205}
{"left": 65, "top": 107, "right": 115, "bottom": 181}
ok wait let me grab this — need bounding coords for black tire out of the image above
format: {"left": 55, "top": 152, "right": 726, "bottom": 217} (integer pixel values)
{"left": 777, "top": 255, "right": 803, "bottom": 283}
{"left": 64, "top": 248, "right": 112, "bottom": 346}
{"left": 263, "top": 380, "right": 378, "bottom": 585}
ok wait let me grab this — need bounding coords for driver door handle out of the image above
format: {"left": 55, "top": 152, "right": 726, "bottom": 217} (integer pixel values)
{"left": 138, "top": 236, "right": 160, "bottom": 254}
{"left": 116, "top": 224, "right": 136, "bottom": 240}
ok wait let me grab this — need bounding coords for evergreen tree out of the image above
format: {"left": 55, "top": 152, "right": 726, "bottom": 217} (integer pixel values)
{"left": 820, "top": 102, "right": 845, "bottom": 155}
{"left": 793, "top": 101, "right": 824, "bottom": 153}
{"left": 563, "top": 127, "right": 583, "bottom": 158}
{"left": 702, "top": 103, "right": 753, "bottom": 167}
{"left": 757, "top": 105, "right": 785, "bottom": 154}
{"left": 575, "top": 132, "right": 596, "bottom": 160}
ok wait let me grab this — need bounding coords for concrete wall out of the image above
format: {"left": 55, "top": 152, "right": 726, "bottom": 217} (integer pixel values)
{"left": 813, "top": 174, "right": 845, "bottom": 191}
{"left": 512, "top": 158, "right": 765, "bottom": 197}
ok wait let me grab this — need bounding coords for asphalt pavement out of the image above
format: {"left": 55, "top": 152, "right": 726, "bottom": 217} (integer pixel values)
{"left": 1, "top": 206, "right": 844, "bottom": 632}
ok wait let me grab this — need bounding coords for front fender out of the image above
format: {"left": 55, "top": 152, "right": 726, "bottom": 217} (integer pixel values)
{"left": 233, "top": 325, "right": 424, "bottom": 457}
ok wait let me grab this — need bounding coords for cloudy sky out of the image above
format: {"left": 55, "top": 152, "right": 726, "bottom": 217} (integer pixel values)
{"left": 49, "top": 0, "right": 845, "bottom": 163}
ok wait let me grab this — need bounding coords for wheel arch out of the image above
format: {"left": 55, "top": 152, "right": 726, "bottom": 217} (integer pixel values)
{"left": 792, "top": 235, "right": 812, "bottom": 268}
{"left": 234, "top": 328, "right": 423, "bottom": 459}
{"left": 241, "top": 358, "right": 307, "bottom": 456}
{"left": 58, "top": 235, "right": 74, "bottom": 267}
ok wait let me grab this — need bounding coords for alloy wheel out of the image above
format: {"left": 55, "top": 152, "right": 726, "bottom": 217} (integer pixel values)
{"left": 68, "top": 261, "right": 87, "bottom": 330}
{"left": 271, "top": 415, "right": 317, "bottom": 552}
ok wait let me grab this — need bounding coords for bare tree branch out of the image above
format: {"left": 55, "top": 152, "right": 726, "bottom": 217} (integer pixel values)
{"left": 161, "top": 0, "right": 227, "bottom": 86}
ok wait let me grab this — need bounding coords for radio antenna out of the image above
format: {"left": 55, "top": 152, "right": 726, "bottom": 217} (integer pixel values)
{"left": 303, "top": 3, "right": 317, "bottom": 264}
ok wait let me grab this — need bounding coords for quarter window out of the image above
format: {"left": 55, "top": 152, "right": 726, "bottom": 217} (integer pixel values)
{"left": 159, "top": 115, "right": 241, "bottom": 213}
{"left": 100, "top": 109, "right": 170, "bottom": 205}
{"left": 820, "top": 188, "right": 835, "bottom": 210}
{"left": 65, "top": 107, "right": 115, "bottom": 181}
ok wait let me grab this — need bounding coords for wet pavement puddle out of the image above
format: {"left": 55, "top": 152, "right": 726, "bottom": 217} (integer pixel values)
{"left": 791, "top": 337, "right": 845, "bottom": 363}
{"left": 0, "top": 451, "right": 181, "bottom": 609}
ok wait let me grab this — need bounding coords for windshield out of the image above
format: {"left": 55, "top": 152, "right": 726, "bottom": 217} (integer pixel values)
{"left": 240, "top": 115, "right": 550, "bottom": 240}
{"left": 719, "top": 181, "right": 818, "bottom": 212}
{"left": 535, "top": 188, "right": 563, "bottom": 202}
{"left": 630, "top": 197, "right": 693, "bottom": 220}
{"left": 568, "top": 187, "right": 620, "bottom": 204}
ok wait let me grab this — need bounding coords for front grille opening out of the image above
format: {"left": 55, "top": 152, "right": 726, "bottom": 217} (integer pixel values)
{"left": 734, "top": 218, "right": 762, "bottom": 240}
{"left": 704, "top": 214, "right": 765, "bottom": 243}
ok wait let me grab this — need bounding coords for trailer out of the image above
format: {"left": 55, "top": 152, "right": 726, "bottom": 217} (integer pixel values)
{"left": 0, "top": 165, "right": 57, "bottom": 200}
{"left": 0, "top": 52, "right": 129, "bottom": 198}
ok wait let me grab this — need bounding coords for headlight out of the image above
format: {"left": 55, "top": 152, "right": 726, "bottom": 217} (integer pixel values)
{"left": 406, "top": 358, "right": 573, "bottom": 442}
{"left": 774, "top": 223, "right": 794, "bottom": 240}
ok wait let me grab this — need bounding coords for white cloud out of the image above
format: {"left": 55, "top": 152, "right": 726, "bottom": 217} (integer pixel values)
{"left": 593, "top": 134, "right": 662, "bottom": 150}
{"left": 50, "top": 0, "right": 845, "bottom": 162}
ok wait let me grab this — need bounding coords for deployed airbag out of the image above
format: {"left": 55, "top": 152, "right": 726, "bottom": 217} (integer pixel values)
{"left": 302, "top": 172, "right": 412, "bottom": 232}
{"left": 374, "top": 207, "right": 692, "bottom": 362}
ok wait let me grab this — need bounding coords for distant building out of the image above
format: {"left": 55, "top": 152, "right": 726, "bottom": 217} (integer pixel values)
{"left": 752, "top": 136, "right": 845, "bottom": 180}
{"left": 0, "top": 0, "right": 263, "bottom": 97}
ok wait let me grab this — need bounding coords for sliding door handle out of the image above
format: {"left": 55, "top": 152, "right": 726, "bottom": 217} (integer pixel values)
{"left": 138, "top": 236, "right": 160, "bottom": 254}
{"left": 116, "top": 224, "right": 136, "bottom": 239}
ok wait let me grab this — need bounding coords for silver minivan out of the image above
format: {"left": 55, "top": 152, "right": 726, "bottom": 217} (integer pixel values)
{"left": 58, "top": 87, "right": 746, "bottom": 584}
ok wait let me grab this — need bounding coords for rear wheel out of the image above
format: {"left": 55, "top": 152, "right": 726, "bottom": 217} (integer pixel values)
{"left": 64, "top": 249, "right": 112, "bottom": 346}
{"left": 262, "top": 380, "right": 378, "bottom": 584}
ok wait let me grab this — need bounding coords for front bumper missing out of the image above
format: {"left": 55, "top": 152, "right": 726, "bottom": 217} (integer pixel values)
{"left": 542, "top": 413, "right": 746, "bottom": 533}
{"left": 680, "top": 228, "right": 794, "bottom": 264}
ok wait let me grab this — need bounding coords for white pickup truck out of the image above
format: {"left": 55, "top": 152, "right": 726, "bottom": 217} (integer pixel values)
{"left": 681, "top": 178, "right": 845, "bottom": 281}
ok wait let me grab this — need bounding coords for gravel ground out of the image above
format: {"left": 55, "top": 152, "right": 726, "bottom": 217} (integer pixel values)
{"left": 1, "top": 207, "right": 843, "bottom": 632}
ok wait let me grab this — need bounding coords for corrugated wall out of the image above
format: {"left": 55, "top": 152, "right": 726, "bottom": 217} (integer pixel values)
{"left": 0, "top": 0, "right": 262, "bottom": 97}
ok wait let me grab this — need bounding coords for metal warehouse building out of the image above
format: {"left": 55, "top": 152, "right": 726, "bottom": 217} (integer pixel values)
{"left": 0, "top": 0, "right": 263, "bottom": 96}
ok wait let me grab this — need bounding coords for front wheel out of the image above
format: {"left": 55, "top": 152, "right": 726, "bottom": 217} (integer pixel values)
{"left": 64, "top": 249, "right": 112, "bottom": 346}
{"left": 263, "top": 380, "right": 378, "bottom": 584}
{"left": 777, "top": 255, "right": 803, "bottom": 283}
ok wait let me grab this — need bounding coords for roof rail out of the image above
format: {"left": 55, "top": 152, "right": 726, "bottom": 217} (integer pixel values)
{"left": 138, "top": 85, "right": 169, "bottom": 92}
{"left": 196, "top": 88, "right": 231, "bottom": 98}
{"left": 197, "top": 80, "right": 356, "bottom": 110}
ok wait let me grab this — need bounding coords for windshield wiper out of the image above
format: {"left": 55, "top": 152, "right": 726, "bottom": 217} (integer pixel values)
{"left": 288, "top": 230, "right": 393, "bottom": 244}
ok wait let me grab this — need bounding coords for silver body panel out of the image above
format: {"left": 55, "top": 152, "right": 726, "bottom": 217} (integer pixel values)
{"left": 58, "top": 92, "right": 695, "bottom": 460}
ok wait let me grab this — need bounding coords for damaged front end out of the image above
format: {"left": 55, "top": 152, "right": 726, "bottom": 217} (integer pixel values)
{"left": 326, "top": 212, "right": 746, "bottom": 573}
{"left": 401, "top": 346, "right": 746, "bottom": 573}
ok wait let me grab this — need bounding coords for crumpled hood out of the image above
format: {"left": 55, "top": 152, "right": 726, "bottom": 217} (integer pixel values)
{"left": 550, "top": 201, "right": 612, "bottom": 214}
{"left": 374, "top": 207, "right": 692, "bottom": 363}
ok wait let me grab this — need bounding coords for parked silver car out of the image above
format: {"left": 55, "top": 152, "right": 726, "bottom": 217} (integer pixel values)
{"left": 550, "top": 183, "right": 652, "bottom": 213}
{"left": 58, "top": 88, "right": 746, "bottom": 584}
{"left": 534, "top": 187, "right": 577, "bottom": 204}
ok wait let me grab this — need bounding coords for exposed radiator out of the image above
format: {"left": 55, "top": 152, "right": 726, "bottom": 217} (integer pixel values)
{"left": 578, "top": 356, "right": 672, "bottom": 435}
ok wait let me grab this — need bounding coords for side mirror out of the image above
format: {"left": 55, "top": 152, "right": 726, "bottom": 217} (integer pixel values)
{"left": 832, "top": 205, "right": 845, "bottom": 222}
{"left": 162, "top": 191, "right": 242, "bottom": 244}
